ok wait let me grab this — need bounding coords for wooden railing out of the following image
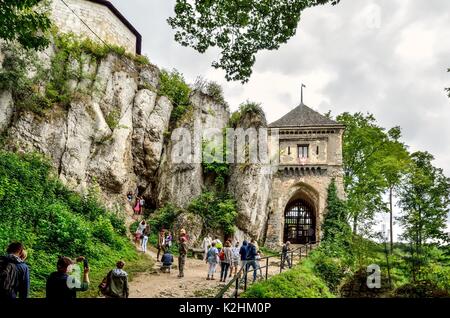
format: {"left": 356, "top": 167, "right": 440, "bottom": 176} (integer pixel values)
{"left": 215, "top": 241, "right": 319, "bottom": 298}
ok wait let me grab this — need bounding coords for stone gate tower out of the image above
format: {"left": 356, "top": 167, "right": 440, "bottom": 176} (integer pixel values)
{"left": 265, "top": 103, "right": 345, "bottom": 247}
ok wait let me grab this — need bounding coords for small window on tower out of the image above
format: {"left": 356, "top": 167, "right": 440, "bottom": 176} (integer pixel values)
{"left": 298, "top": 145, "right": 309, "bottom": 159}
{"left": 316, "top": 146, "right": 319, "bottom": 155}
{"left": 288, "top": 146, "right": 291, "bottom": 155}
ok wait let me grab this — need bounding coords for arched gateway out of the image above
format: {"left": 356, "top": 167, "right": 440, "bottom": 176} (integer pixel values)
{"left": 265, "top": 102, "right": 346, "bottom": 248}
{"left": 284, "top": 199, "right": 316, "bottom": 244}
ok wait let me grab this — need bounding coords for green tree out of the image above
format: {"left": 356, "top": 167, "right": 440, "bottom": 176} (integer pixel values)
{"left": 322, "top": 179, "right": 351, "bottom": 248}
{"left": 0, "top": 0, "right": 52, "bottom": 50}
{"left": 336, "top": 112, "right": 390, "bottom": 234}
{"left": 378, "top": 127, "right": 410, "bottom": 253}
{"left": 398, "top": 151, "right": 450, "bottom": 281}
{"left": 168, "top": 0, "right": 340, "bottom": 83}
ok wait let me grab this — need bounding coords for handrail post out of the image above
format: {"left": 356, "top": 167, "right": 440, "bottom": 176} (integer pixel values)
{"left": 235, "top": 272, "right": 239, "bottom": 299}
{"left": 244, "top": 266, "right": 248, "bottom": 291}
{"left": 265, "top": 257, "right": 269, "bottom": 280}
{"left": 280, "top": 253, "right": 283, "bottom": 273}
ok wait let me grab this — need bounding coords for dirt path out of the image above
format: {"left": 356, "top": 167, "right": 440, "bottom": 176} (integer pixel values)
{"left": 129, "top": 247, "right": 224, "bottom": 298}
{"left": 128, "top": 244, "right": 308, "bottom": 298}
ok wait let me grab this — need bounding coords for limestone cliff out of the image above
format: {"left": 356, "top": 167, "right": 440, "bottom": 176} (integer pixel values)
{"left": 228, "top": 108, "right": 273, "bottom": 243}
{"left": 0, "top": 40, "right": 271, "bottom": 246}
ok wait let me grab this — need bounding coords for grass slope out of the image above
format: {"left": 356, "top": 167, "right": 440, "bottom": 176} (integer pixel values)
{"left": 0, "top": 151, "right": 150, "bottom": 297}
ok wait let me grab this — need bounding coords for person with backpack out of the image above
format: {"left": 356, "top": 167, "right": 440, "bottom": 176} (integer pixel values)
{"left": 219, "top": 241, "right": 233, "bottom": 282}
{"left": 0, "top": 242, "right": 30, "bottom": 299}
{"left": 46, "top": 256, "right": 90, "bottom": 299}
{"left": 229, "top": 241, "right": 240, "bottom": 278}
{"left": 206, "top": 242, "right": 219, "bottom": 280}
{"left": 134, "top": 220, "right": 146, "bottom": 246}
{"left": 245, "top": 239, "right": 258, "bottom": 283}
{"left": 201, "top": 234, "right": 212, "bottom": 261}
{"left": 214, "top": 238, "right": 223, "bottom": 253}
{"left": 104, "top": 261, "right": 129, "bottom": 298}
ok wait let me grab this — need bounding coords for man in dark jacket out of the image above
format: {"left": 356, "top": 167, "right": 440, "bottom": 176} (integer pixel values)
{"left": 245, "top": 240, "right": 258, "bottom": 282}
{"left": 0, "top": 242, "right": 29, "bottom": 299}
{"left": 46, "top": 256, "right": 89, "bottom": 299}
{"left": 239, "top": 240, "right": 248, "bottom": 271}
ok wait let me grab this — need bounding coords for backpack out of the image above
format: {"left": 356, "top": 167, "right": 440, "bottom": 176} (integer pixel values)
{"left": 219, "top": 250, "right": 225, "bottom": 261}
{"left": 0, "top": 256, "right": 18, "bottom": 298}
{"left": 98, "top": 271, "right": 112, "bottom": 297}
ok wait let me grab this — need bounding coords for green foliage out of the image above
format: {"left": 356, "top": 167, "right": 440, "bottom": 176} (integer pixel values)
{"left": 0, "top": 0, "right": 52, "bottom": 51}
{"left": 0, "top": 151, "right": 138, "bottom": 297}
{"left": 309, "top": 249, "right": 347, "bottom": 293}
{"left": 393, "top": 280, "right": 450, "bottom": 298}
{"left": 0, "top": 31, "right": 149, "bottom": 115}
{"left": 105, "top": 109, "right": 121, "bottom": 130}
{"left": 322, "top": 180, "right": 352, "bottom": 250}
{"left": 229, "top": 101, "right": 265, "bottom": 128}
{"left": 242, "top": 258, "right": 334, "bottom": 298}
{"left": 202, "top": 137, "right": 230, "bottom": 190}
{"left": 336, "top": 112, "right": 407, "bottom": 233}
{"left": 168, "top": 0, "right": 340, "bottom": 82}
{"left": 188, "top": 191, "right": 238, "bottom": 236}
{"left": 158, "top": 69, "right": 192, "bottom": 123}
{"left": 397, "top": 151, "right": 450, "bottom": 281}
{"left": 147, "top": 203, "right": 182, "bottom": 233}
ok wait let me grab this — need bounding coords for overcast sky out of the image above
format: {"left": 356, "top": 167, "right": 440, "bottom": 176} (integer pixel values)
{"left": 109, "top": 0, "right": 450, "bottom": 233}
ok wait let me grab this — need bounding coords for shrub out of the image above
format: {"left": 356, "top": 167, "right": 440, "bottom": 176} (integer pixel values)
{"left": 312, "top": 254, "right": 347, "bottom": 293}
{"left": 393, "top": 280, "right": 450, "bottom": 298}
{"left": 158, "top": 69, "right": 192, "bottom": 123}
{"left": 92, "top": 216, "right": 115, "bottom": 244}
{"left": 188, "top": 191, "right": 237, "bottom": 236}
{"left": 229, "top": 101, "right": 264, "bottom": 128}
{"left": 148, "top": 203, "right": 182, "bottom": 233}
{"left": 202, "top": 137, "right": 230, "bottom": 190}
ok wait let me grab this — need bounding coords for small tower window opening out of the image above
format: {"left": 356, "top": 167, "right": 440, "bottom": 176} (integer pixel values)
{"left": 298, "top": 145, "right": 309, "bottom": 158}
{"left": 316, "top": 146, "right": 319, "bottom": 155}
{"left": 288, "top": 146, "right": 291, "bottom": 155}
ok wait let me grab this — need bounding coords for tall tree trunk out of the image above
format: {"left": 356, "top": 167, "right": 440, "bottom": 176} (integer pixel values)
{"left": 389, "top": 187, "right": 394, "bottom": 253}
{"left": 353, "top": 214, "right": 358, "bottom": 234}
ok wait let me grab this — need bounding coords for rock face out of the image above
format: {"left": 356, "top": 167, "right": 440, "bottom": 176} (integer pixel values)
{"left": 156, "top": 91, "right": 230, "bottom": 209}
{"left": 0, "top": 43, "right": 268, "bottom": 246}
{"left": 227, "top": 110, "right": 273, "bottom": 242}
{"left": 1, "top": 48, "right": 171, "bottom": 212}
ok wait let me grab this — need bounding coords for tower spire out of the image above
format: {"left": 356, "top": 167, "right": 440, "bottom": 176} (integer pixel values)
{"left": 301, "top": 83, "right": 306, "bottom": 104}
